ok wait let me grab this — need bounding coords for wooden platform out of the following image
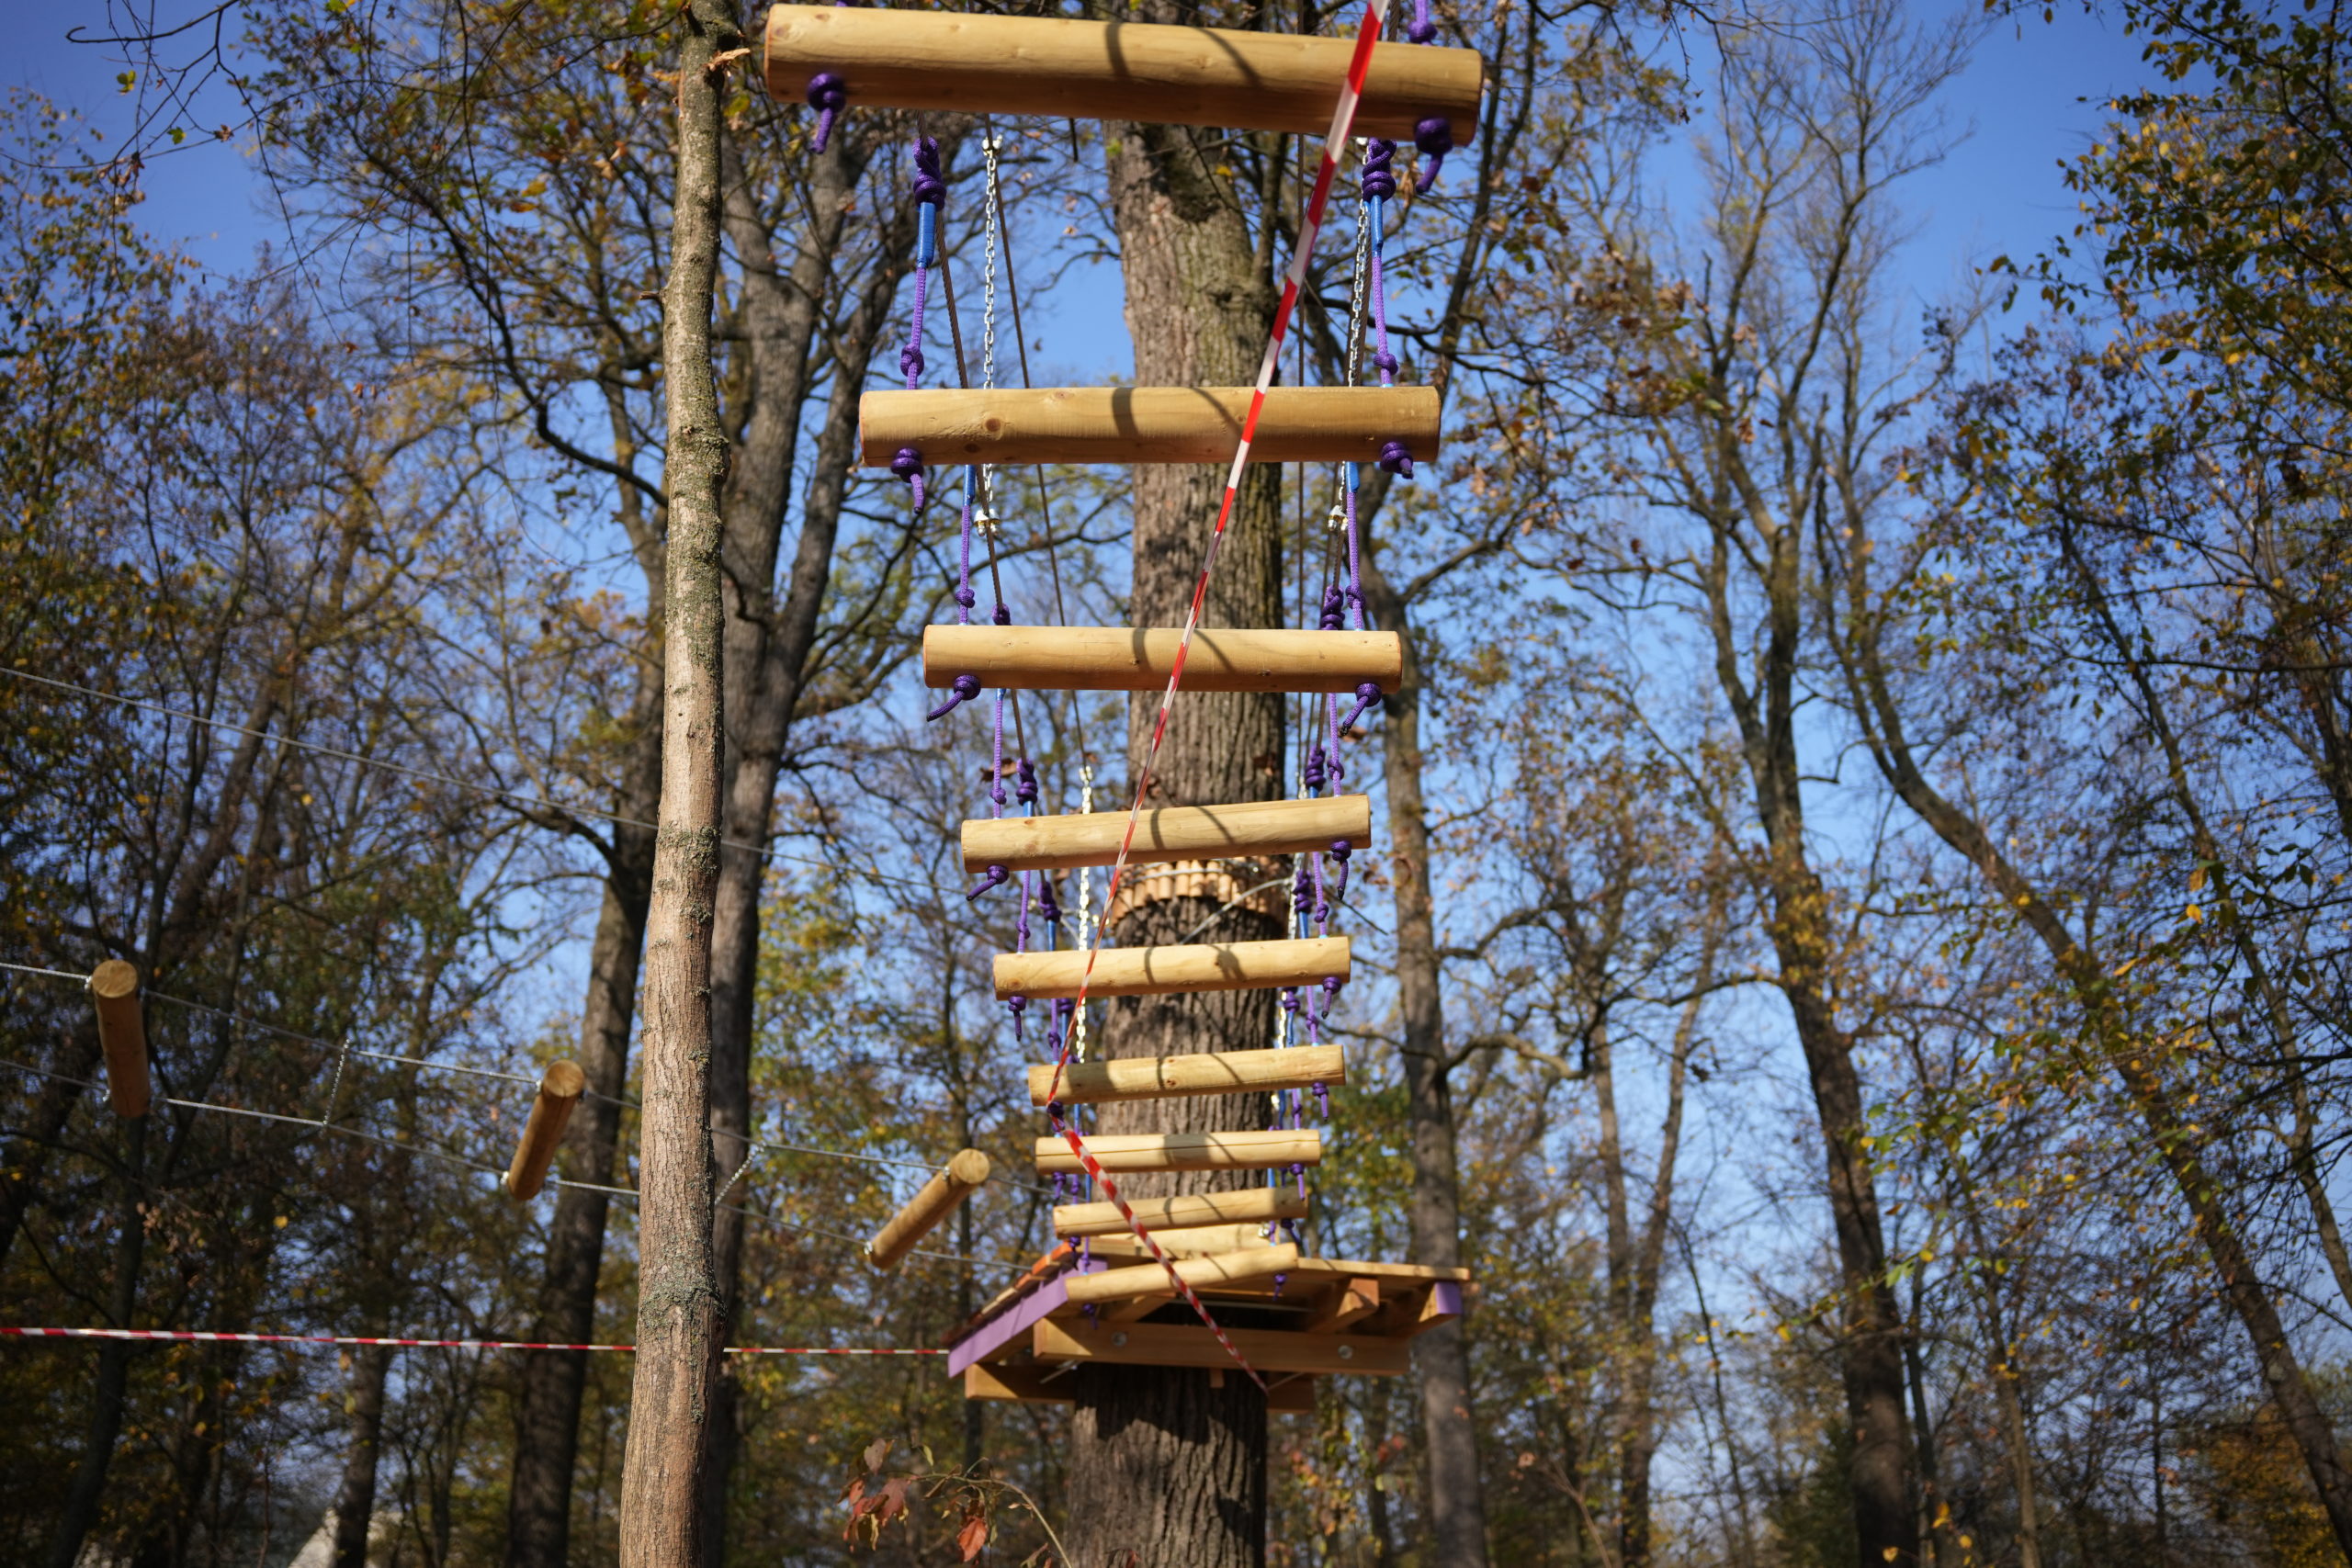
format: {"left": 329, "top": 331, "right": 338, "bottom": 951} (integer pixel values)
{"left": 923, "top": 626, "right": 1402, "bottom": 695}
{"left": 860, "top": 386, "right": 1441, "bottom": 468}
{"left": 944, "top": 1246, "right": 1469, "bottom": 1403}
{"left": 765, "top": 7, "right": 1484, "bottom": 142}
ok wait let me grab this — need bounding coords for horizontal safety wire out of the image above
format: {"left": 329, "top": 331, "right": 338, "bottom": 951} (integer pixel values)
{"left": 0, "top": 1326, "right": 940, "bottom": 1355}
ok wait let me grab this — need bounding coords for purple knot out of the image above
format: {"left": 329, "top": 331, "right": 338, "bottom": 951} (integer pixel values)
{"left": 806, "top": 72, "right": 846, "bottom": 152}
{"left": 899, "top": 341, "right": 925, "bottom": 383}
{"left": 891, "top": 446, "right": 925, "bottom": 510}
{"left": 1016, "top": 758, "right": 1039, "bottom": 806}
{"left": 1321, "top": 974, "right": 1343, "bottom": 1002}
{"left": 1039, "top": 881, "right": 1060, "bottom": 925}
{"left": 1291, "top": 860, "right": 1314, "bottom": 914}
{"left": 1281, "top": 987, "right": 1299, "bottom": 1014}
{"left": 1302, "top": 742, "right": 1326, "bottom": 791}
{"left": 1340, "top": 680, "right": 1383, "bottom": 733}
{"left": 1325, "top": 840, "right": 1351, "bottom": 915}
{"left": 1374, "top": 350, "right": 1399, "bottom": 379}
{"left": 951, "top": 584, "right": 977, "bottom": 610}
{"left": 1414, "top": 117, "right": 1453, "bottom": 187}
{"left": 1313, "top": 1081, "right": 1329, "bottom": 1118}
{"left": 1318, "top": 584, "right": 1346, "bottom": 631}
{"left": 1378, "top": 438, "right": 1415, "bottom": 478}
{"left": 990, "top": 602, "right": 1012, "bottom": 626}
{"left": 1408, "top": 0, "right": 1438, "bottom": 43}
{"left": 989, "top": 771, "right": 1007, "bottom": 808}
{"left": 1362, "top": 138, "right": 1397, "bottom": 200}
{"left": 1046, "top": 1099, "right": 1066, "bottom": 1122}
{"left": 965, "top": 863, "right": 1010, "bottom": 902}
{"left": 925, "top": 671, "right": 981, "bottom": 721}
{"left": 1008, "top": 994, "right": 1027, "bottom": 1014}
{"left": 910, "top": 134, "right": 946, "bottom": 207}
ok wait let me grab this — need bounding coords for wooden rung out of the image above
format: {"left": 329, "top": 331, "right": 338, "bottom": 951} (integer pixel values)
{"left": 1056, "top": 1188, "right": 1307, "bottom": 1237}
{"left": 965, "top": 1360, "right": 1315, "bottom": 1412}
{"left": 968, "top": 796, "right": 1368, "bottom": 876}
{"left": 925, "top": 626, "right": 1402, "bottom": 696}
{"left": 763, "top": 6, "right": 1483, "bottom": 142}
{"left": 1030, "top": 1044, "right": 1345, "bottom": 1107}
{"left": 1064, "top": 1243, "right": 1299, "bottom": 1307}
{"left": 88, "top": 960, "right": 150, "bottom": 1119}
{"left": 993, "top": 936, "right": 1348, "bottom": 1001}
{"left": 1034, "top": 1129, "right": 1321, "bottom": 1175}
{"left": 1033, "top": 1318, "right": 1408, "bottom": 1377}
{"left": 866, "top": 1148, "right": 993, "bottom": 1271}
{"left": 1090, "top": 1224, "right": 1284, "bottom": 1258}
{"left": 503, "top": 1061, "right": 587, "bottom": 1201}
{"left": 860, "top": 387, "right": 1441, "bottom": 469}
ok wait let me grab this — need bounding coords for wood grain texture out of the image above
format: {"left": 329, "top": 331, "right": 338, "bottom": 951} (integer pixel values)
{"left": 1063, "top": 1244, "right": 1299, "bottom": 1306}
{"left": 968, "top": 795, "right": 1368, "bottom": 874}
{"left": 1033, "top": 1129, "right": 1322, "bottom": 1175}
{"left": 993, "top": 935, "right": 1349, "bottom": 1000}
{"left": 965, "top": 1361, "right": 1314, "bottom": 1413}
{"left": 1037, "top": 1319, "right": 1409, "bottom": 1377}
{"left": 923, "top": 625, "right": 1401, "bottom": 694}
{"left": 503, "top": 1060, "right": 586, "bottom": 1201}
{"left": 763, "top": 6, "right": 1483, "bottom": 141}
{"left": 860, "top": 384, "right": 1440, "bottom": 467}
{"left": 1029, "top": 1043, "right": 1345, "bottom": 1105}
{"left": 864, "top": 1148, "right": 991, "bottom": 1271}
{"left": 1054, "top": 1188, "right": 1308, "bottom": 1236}
{"left": 88, "top": 960, "right": 148, "bottom": 1119}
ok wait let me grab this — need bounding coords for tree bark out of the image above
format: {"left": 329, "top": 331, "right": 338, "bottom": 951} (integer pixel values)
{"left": 504, "top": 677, "right": 662, "bottom": 1568}
{"left": 330, "top": 1343, "right": 395, "bottom": 1568}
{"left": 616, "top": 6, "right": 740, "bottom": 1565}
{"left": 47, "top": 1118, "right": 147, "bottom": 1568}
{"left": 699, "top": 125, "right": 910, "bottom": 1564}
{"left": 1062, "top": 96, "right": 1285, "bottom": 1568}
{"left": 1356, "top": 556, "right": 1490, "bottom": 1568}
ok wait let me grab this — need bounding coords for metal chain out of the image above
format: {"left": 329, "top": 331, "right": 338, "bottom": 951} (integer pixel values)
{"left": 1072, "top": 763, "right": 1094, "bottom": 1063}
{"left": 976, "top": 133, "right": 1006, "bottom": 536}
{"left": 1330, "top": 165, "right": 1374, "bottom": 532}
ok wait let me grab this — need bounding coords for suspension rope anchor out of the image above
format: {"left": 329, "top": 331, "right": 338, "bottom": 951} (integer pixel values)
{"left": 926, "top": 672, "right": 982, "bottom": 721}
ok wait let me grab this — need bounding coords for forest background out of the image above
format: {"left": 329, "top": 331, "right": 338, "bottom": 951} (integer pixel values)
{"left": 4, "top": 0, "right": 2351, "bottom": 1564}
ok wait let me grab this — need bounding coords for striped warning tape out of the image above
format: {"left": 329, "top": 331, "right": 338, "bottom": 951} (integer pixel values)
{"left": 1036, "top": 0, "right": 1398, "bottom": 1393}
{"left": 0, "top": 1326, "right": 940, "bottom": 1355}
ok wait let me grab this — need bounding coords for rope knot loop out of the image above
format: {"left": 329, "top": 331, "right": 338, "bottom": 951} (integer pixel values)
{"left": 1362, "top": 138, "right": 1397, "bottom": 200}
{"left": 910, "top": 135, "right": 947, "bottom": 206}
{"left": 964, "top": 863, "right": 1010, "bottom": 902}
{"left": 806, "top": 71, "right": 847, "bottom": 151}
{"left": 925, "top": 671, "right": 981, "bottom": 721}
{"left": 1414, "top": 117, "right": 1454, "bottom": 187}
{"left": 1377, "top": 438, "right": 1415, "bottom": 478}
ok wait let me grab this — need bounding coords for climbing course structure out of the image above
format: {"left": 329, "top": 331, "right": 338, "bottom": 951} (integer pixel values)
{"left": 773, "top": 0, "right": 1479, "bottom": 1418}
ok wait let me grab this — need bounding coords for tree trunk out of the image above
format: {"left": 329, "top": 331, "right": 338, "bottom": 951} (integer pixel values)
{"left": 1356, "top": 557, "right": 1490, "bottom": 1568}
{"left": 330, "top": 1343, "right": 395, "bottom": 1568}
{"left": 1062, "top": 100, "right": 1285, "bottom": 1568}
{"left": 0, "top": 1024, "right": 100, "bottom": 1269}
{"left": 616, "top": 7, "right": 739, "bottom": 1565}
{"left": 700, "top": 125, "right": 908, "bottom": 1566}
{"left": 503, "top": 687, "right": 660, "bottom": 1568}
{"left": 48, "top": 1118, "right": 147, "bottom": 1568}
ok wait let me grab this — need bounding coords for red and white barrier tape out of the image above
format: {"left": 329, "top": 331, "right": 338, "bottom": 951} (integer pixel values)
{"left": 1038, "top": 0, "right": 1396, "bottom": 1393}
{"left": 0, "top": 1326, "right": 939, "bottom": 1355}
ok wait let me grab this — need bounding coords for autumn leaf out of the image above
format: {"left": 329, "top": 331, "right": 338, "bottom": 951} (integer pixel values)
{"left": 863, "top": 1437, "right": 891, "bottom": 1473}
{"left": 957, "top": 1514, "right": 990, "bottom": 1561}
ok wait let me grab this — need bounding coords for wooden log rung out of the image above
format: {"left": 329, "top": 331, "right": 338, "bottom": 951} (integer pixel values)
{"left": 764, "top": 6, "right": 1484, "bottom": 142}
{"left": 1055, "top": 1188, "right": 1307, "bottom": 1237}
{"left": 866, "top": 1148, "right": 993, "bottom": 1271}
{"left": 1033, "top": 1129, "right": 1322, "bottom": 1175}
{"left": 924, "top": 626, "right": 1402, "bottom": 696}
{"left": 88, "top": 960, "right": 149, "bottom": 1119}
{"left": 1029, "top": 1043, "right": 1345, "bottom": 1107}
{"left": 504, "top": 1061, "right": 587, "bottom": 1201}
{"left": 1063, "top": 1243, "right": 1299, "bottom": 1307}
{"left": 967, "top": 795, "right": 1369, "bottom": 875}
{"left": 860, "top": 386, "right": 1441, "bottom": 469}
{"left": 993, "top": 936, "right": 1348, "bottom": 1001}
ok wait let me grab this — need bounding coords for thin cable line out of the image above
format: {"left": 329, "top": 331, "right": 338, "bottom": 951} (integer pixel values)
{"left": 0, "top": 667, "right": 933, "bottom": 897}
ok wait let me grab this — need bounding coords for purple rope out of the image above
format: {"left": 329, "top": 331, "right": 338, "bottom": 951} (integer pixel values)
{"left": 1318, "top": 840, "right": 1351, "bottom": 925}
{"left": 1323, "top": 693, "right": 1348, "bottom": 789}
{"left": 1415, "top": 116, "right": 1454, "bottom": 189}
{"left": 895, "top": 137, "right": 947, "bottom": 510}
{"left": 965, "top": 863, "right": 1009, "bottom": 902}
{"left": 925, "top": 673, "right": 979, "bottom": 721}
{"left": 1310, "top": 845, "right": 1329, "bottom": 933}
{"left": 1017, "top": 870, "right": 1034, "bottom": 951}
{"left": 1343, "top": 475, "right": 1368, "bottom": 630}
{"left": 807, "top": 72, "right": 846, "bottom": 152}
{"left": 1338, "top": 681, "right": 1383, "bottom": 736}
{"left": 1408, "top": 0, "right": 1437, "bottom": 43}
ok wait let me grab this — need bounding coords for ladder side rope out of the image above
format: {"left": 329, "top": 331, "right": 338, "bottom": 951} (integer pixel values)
{"left": 1033, "top": 0, "right": 1396, "bottom": 1393}
{"left": 0, "top": 1326, "right": 941, "bottom": 1356}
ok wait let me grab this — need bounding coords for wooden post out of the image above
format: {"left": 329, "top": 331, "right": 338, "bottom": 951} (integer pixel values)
{"left": 993, "top": 935, "right": 1349, "bottom": 1001}
{"left": 504, "top": 1061, "right": 587, "bottom": 1201}
{"left": 763, "top": 6, "right": 1484, "bottom": 141}
{"left": 865, "top": 1148, "right": 992, "bottom": 1271}
{"left": 1030, "top": 1044, "right": 1345, "bottom": 1106}
{"left": 861, "top": 385, "right": 1440, "bottom": 468}
{"left": 88, "top": 960, "right": 148, "bottom": 1119}
{"left": 1063, "top": 1243, "right": 1299, "bottom": 1307}
{"left": 967, "top": 795, "right": 1368, "bottom": 874}
{"left": 1034, "top": 1129, "right": 1321, "bottom": 1174}
{"left": 925, "top": 626, "right": 1401, "bottom": 695}
{"left": 1056, "top": 1188, "right": 1308, "bottom": 1237}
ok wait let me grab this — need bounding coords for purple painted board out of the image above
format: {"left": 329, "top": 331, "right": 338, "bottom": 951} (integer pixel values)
{"left": 946, "top": 1259, "right": 1107, "bottom": 1376}
{"left": 1430, "top": 1280, "right": 1464, "bottom": 1318}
